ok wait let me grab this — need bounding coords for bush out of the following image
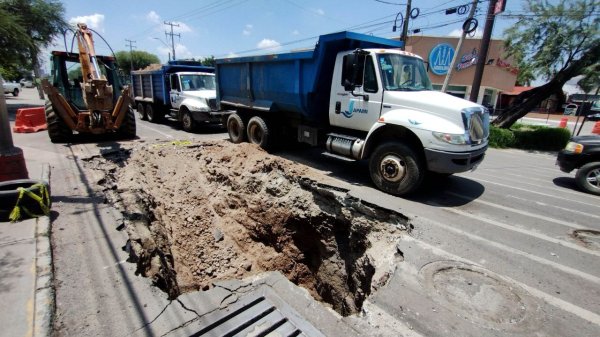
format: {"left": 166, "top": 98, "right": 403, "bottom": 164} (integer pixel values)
{"left": 488, "top": 125, "right": 571, "bottom": 151}
{"left": 489, "top": 126, "right": 515, "bottom": 148}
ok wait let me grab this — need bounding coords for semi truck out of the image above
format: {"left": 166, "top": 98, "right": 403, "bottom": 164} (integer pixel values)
{"left": 131, "top": 61, "right": 228, "bottom": 132}
{"left": 216, "top": 31, "right": 489, "bottom": 196}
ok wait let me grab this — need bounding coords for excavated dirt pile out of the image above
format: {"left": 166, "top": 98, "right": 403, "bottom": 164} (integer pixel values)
{"left": 85, "top": 140, "right": 409, "bottom": 316}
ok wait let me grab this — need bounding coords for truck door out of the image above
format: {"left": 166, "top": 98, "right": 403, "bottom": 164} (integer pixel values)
{"left": 330, "top": 53, "right": 382, "bottom": 131}
{"left": 169, "top": 74, "right": 183, "bottom": 109}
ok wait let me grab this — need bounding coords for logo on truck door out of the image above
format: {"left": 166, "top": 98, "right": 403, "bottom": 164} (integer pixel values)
{"left": 342, "top": 100, "right": 368, "bottom": 118}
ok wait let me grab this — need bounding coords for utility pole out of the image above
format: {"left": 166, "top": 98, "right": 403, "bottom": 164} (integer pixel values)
{"left": 469, "top": 0, "right": 498, "bottom": 103}
{"left": 400, "top": 0, "right": 412, "bottom": 50}
{"left": 442, "top": 0, "right": 478, "bottom": 93}
{"left": 164, "top": 21, "right": 180, "bottom": 61}
{"left": 125, "top": 39, "right": 136, "bottom": 72}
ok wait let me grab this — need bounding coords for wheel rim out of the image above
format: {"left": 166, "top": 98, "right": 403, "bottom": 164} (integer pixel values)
{"left": 380, "top": 154, "right": 406, "bottom": 183}
{"left": 147, "top": 106, "right": 154, "bottom": 120}
{"left": 249, "top": 123, "right": 262, "bottom": 143}
{"left": 586, "top": 168, "right": 600, "bottom": 188}
{"left": 137, "top": 104, "right": 145, "bottom": 119}
{"left": 183, "top": 113, "right": 192, "bottom": 129}
{"left": 229, "top": 119, "right": 240, "bottom": 138}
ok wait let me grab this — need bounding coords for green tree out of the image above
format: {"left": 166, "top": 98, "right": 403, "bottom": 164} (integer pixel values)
{"left": 0, "top": 7, "right": 34, "bottom": 79}
{"left": 493, "top": 0, "right": 599, "bottom": 128}
{"left": 200, "top": 56, "right": 216, "bottom": 67}
{"left": 115, "top": 50, "right": 161, "bottom": 75}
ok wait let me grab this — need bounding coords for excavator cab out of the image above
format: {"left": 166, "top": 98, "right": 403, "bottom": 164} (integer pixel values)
{"left": 42, "top": 23, "right": 135, "bottom": 143}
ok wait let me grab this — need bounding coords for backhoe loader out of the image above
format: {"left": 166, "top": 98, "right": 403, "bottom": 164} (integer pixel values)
{"left": 42, "top": 23, "right": 135, "bottom": 143}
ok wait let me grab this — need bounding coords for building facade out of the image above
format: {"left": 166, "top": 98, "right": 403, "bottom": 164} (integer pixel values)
{"left": 404, "top": 35, "right": 518, "bottom": 110}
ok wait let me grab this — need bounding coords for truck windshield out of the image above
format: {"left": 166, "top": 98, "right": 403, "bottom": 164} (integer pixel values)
{"left": 180, "top": 74, "right": 216, "bottom": 91}
{"left": 377, "top": 53, "right": 432, "bottom": 91}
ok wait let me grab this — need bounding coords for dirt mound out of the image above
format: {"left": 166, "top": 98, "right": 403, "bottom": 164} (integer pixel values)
{"left": 86, "top": 140, "right": 409, "bottom": 316}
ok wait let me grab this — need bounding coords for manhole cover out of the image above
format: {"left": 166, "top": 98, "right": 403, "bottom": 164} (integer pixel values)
{"left": 572, "top": 230, "right": 600, "bottom": 250}
{"left": 420, "top": 261, "right": 541, "bottom": 332}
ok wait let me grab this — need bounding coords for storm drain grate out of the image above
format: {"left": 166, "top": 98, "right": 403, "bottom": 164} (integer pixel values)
{"left": 189, "top": 291, "right": 325, "bottom": 337}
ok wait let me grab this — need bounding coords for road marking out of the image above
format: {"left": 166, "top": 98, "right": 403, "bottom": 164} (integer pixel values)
{"left": 445, "top": 191, "right": 598, "bottom": 229}
{"left": 439, "top": 205, "right": 600, "bottom": 257}
{"left": 506, "top": 194, "right": 600, "bottom": 220}
{"left": 466, "top": 177, "right": 600, "bottom": 208}
{"left": 422, "top": 215, "right": 600, "bottom": 284}
{"left": 402, "top": 235, "right": 600, "bottom": 327}
{"left": 139, "top": 124, "right": 174, "bottom": 139}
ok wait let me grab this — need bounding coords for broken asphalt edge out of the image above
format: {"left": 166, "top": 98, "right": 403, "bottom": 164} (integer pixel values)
{"left": 33, "top": 163, "right": 53, "bottom": 337}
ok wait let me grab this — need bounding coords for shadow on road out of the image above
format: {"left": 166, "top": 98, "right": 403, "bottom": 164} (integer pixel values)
{"left": 552, "top": 176, "right": 582, "bottom": 193}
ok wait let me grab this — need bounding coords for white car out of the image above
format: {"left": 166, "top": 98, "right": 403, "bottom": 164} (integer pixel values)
{"left": 1, "top": 75, "right": 20, "bottom": 97}
{"left": 20, "top": 79, "right": 34, "bottom": 88}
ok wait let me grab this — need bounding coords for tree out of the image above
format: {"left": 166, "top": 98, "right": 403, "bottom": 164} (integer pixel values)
{"left": 493, "top": 0, "right": 599, "bottom": 128}
{"left": 115, "top": 50, "right": 161, "bottom": 75}
{"left": 200, "top": 56, "right": 216, "bottom": 67}
{"left": 0, "top": 7, "right": 34, "bottom": 79}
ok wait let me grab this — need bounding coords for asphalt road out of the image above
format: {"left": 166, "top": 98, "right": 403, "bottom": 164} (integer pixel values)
{"left": 6, "top": 88, "right": 600, "bottom": 336}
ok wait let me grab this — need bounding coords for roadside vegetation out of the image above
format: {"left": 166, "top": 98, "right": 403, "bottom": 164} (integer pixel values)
{"left": 489, "top": 124, "right": 572, "bottom": 151}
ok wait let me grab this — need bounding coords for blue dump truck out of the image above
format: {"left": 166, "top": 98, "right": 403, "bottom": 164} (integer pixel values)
{"left": 131, "top": 61, "right": 229, "bottom": 131}
{"left": 216, "top": 32, "right": 489, "bottom": 195}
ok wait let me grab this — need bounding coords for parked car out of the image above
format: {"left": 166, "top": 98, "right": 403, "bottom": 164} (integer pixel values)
{"left": 556, "top": 135, "right": 600, "bottom": 195}
{"left": 1, "top": 74, "right": 20, "bottom": 97}
{"left": 563, "top": 103, "right": 578, "bottom": 115}
{"left": 588, "top": 113, "right": 600, "bottom": 121}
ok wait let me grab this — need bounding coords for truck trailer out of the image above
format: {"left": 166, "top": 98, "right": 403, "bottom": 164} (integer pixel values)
{"left": 131, "top": 61, "right": 229, "bottom": 132}
{"left": 216, "top": 31, "right": 489, "bottom": 196}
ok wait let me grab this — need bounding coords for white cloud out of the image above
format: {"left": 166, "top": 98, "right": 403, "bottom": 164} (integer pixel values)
{"left": 257, "top": 38, "right": 281, "bottom": 52}
{"left": 157, "top": 43, "right": 193, "bottom": 60}
{"left": 146, "top": 11, "right": 191, "bottom": 33}
{"left": 448, "top": 28, "right": 483, "bottom": 38}
{"left": 316, "top": 9, "right": 325, "bottom": 15}
{"left": 243, "top": 24, "right": 253, "bottom": 36}
{"left": 146, "top": 11, "right": 160, "bottom": 24}
{"left": 292, "top": 29, "right": 300, "bottom": 35}
{"left": 69, "top": 14, "right": 105, "bottom": 32}
{"left": 227, "top": 52, "right": 239, "bottom": 58}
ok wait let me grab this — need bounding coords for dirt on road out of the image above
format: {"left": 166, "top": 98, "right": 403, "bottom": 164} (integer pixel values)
{"left": 85, "top": 140, "right": 409, "bottom": 316}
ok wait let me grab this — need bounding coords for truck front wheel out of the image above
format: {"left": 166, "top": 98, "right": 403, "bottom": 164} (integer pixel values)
{"left": 227, "top": 113, "right": 246, "bottom": 143}
{"left": 181, "top": 108, "right": 196, "bottom": 132}
{"left": 369, "top": 142, "right": 424, "bottom": 196}
{"left": 247, "top": 116, "right": 271, "bottom": 149}
{"left": 575, "top": 162, "right": 600, "bottom": 195}
{"left": 136, "top": 102, "right": 147, "bottom": 120}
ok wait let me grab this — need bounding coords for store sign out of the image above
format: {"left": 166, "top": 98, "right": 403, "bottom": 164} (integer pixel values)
{"left": 496, "top": 58, "right": 519, "bottom": 75}
{"left": 456, "top": 48, "right": 478, "bottom": 71}
{"left": 429, "top": 43, "right": 455, "bottom": 75}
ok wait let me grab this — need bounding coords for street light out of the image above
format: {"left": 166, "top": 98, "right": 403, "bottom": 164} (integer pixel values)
{"left": 153, "top": 37, "right": 171, "bottom": 61}
{"left": 392, "top": 12, "right": 404, "bottom": 41}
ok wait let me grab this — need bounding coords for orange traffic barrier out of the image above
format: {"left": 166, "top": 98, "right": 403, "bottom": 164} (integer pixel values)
{"left": 12, "top": 107, "right": 47, "bottom": 133}
{"left": 558, "top": 117, "right": 568, "bottom": 128}
{"left": 592, "top": 121, "right": 600, "bottom": 135}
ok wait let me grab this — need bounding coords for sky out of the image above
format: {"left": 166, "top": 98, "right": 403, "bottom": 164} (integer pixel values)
{"left": 52, "top": 0, "right": 530, "bottom": 65}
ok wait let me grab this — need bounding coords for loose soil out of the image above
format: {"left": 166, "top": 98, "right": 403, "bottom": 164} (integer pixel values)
{"left": 85, "top": 140, "right": 409, "bottom": 316}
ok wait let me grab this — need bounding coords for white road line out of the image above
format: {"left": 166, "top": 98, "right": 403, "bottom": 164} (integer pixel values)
{"left": 423, "top": 216, "right": 600, "bottom": 284}
{"left": 139, "top": 124, "right": 174, "bottom": 139}
{"left": 467, "top": 177, "right": 600, "bottom": 208}
{"left": 445, "top": 191, "right": 598, "bottom": 228}
{"left": 402, "top": 235, "right": 600, "bottom": 327}
{"left": 438, "top": 205, "right": 600, "bottom": 257}
{"left": 506, "top": 194, "right": 600, "bottom": 220}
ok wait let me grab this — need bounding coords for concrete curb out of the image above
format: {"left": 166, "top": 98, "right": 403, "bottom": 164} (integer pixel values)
{"left": 33, "top": 163, "right": 53, "bottom": 337}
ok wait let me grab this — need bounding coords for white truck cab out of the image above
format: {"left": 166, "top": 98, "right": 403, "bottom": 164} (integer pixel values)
{"left": 168, "top": 72, "right": 219, "bottom": 131}
{"left": 327, "top": 48, "right": 489, "bottom": 194}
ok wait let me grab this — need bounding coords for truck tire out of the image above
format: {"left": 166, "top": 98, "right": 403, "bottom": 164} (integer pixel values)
{"left": 247, "top": 116, "right": 271, "bottom": 149}
{"left": 45, "top": 100, "right": 72, "bottom": 143}
{"left": 369, "top": 142, "right": 424, "bottom": 196}
{"left": 136, "top": 102, "right": 147, "bottom": 120}
{"left": 146, "top": 104, "right": 161, "bottom": 123}
{"left": 181, "top": 107, "right": 196, "bottom": 132}
{"left": 12, "top": 88, "right": 19, "bottom": 97}
{"left": 227, "top": 113, "right": 246, "bottom": 143}
{"left": 117, "top": 105, "right": 137, "bottom": 140}
{"left": 575, "top": 162, "right": 600, "bottom": 196}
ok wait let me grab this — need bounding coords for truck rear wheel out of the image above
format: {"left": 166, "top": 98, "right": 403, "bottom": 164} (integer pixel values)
{"left": 227, "top": 113, "right": 246, "bottom": 143}
{"left": 45, "top": 100, "right": 72, "bottom": 143}
{"left": 136, "top": 102, "right": 147, "bottom": 120}
{"left": 146, "top": 104, "right": 161, "bottom": 123}
{"left": 247, "top": 116, "right": 271, "bottom": 149}
{"left": 369, "top": 142, "right": 424, "bottom": 196}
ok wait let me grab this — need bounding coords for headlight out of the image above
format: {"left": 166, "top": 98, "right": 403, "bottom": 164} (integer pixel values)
{"left": 432, "top": 131, "right": 467, "bottom": 145}
{"left": 564, "top": 142, "right": 584, "bottom": 154}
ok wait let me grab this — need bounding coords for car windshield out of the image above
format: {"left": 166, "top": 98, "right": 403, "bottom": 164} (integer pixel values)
{"left": 180, "top": 74, "right": 216, "bottom": 91}
{"left": 377, "top": 53, "right": 432, "bottom": 91}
